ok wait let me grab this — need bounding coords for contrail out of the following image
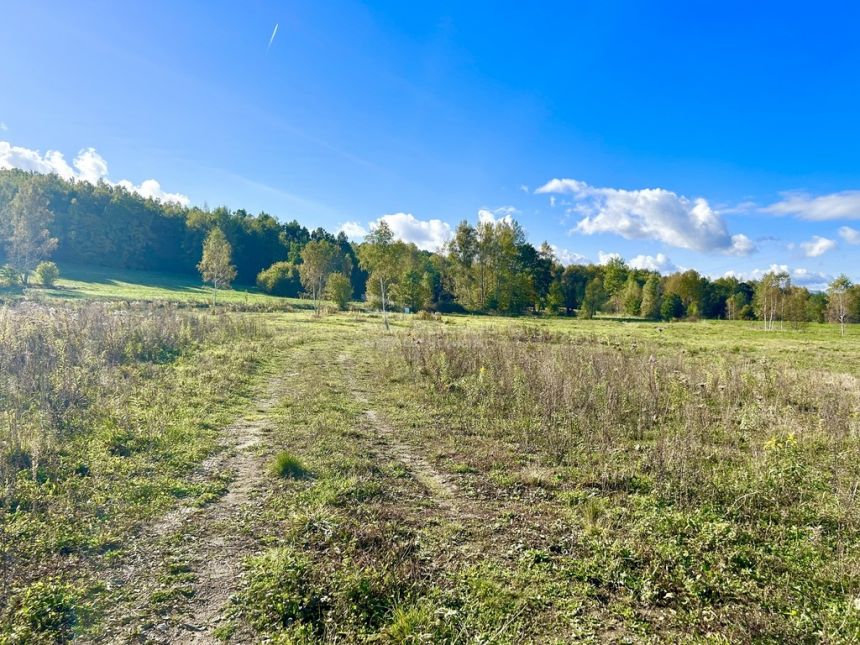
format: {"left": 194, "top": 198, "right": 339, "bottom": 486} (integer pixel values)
{"left": 267, "top": 23, "right": 279, "bottom": 51}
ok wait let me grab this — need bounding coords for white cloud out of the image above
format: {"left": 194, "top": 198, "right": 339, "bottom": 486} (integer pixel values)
{"left": 115, "top": 179, "right": 190, "bottom": 206}
{"left": 337, "top": 221, "right": 368, "bottom": 240}
{"left": 0, "top": 122, "right": 7, "bottom": 131}
{"left": 838, "top": 226, "right": 860, "bottom": 244}
{"left": 728, "top": 234, "right": 755, "bottom": 255}
{"left": 550, "top": 245, "right": 588, "bottom": 266}
{"left": 725, "top": 264, "right": 833, "bottom": 290}
{"left": 597, "top": 250, "right": 622, "bottom": 265}
{"left": 1, "top": 141, "right": 74, "bottom": 177}
{"left": 73, "top": 147, "right": 109, "bottom": 184}
{"left": 374, "top": 212, "right": 452, "bottom": 251}
{"left": 0, "top": 139, "right": 189, "bottom": 205}
{"left": 716, "top": 199, "right": 758, "bottom": 215}
{"left": 763, "top": 190, "right": 860, "bottom": 221}
{"left": 477, "top": 206, "right": 517, "bottom": 226}
{"left": 535, "top": 178, "right": 756, "bottom": 256}
{"left": 519, "top": 184, "right": 529, "bottom": 193}
{"left": 799, "top": 235, "right": 836, "bottom": 258}
{"left": 628, "top": 252, "right": 677, "bottom": 273}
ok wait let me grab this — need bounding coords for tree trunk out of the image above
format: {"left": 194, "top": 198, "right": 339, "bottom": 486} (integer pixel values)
{"left": 381, "top": 277, "right": 389, "bottom": 331}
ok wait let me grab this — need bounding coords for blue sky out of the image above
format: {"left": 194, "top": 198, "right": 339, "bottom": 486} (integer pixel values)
{"left": 2, "top": 1, "right": 859, "bottom": 287}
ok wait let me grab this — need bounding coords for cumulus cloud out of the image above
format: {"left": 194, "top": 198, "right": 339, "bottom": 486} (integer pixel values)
{"left": 73, "top": 147, "right": 109, "bottom": 183}
{"left": 535, "top": 178, "right": 756, "bottom": 256}
{"left": 597, "top": 251, "right": 622, "bottom": 265}
{"left": 477, "top": 206, "right": 517, "bottom": 226}
{"left": 0, "top": 140, "right": 189, "bottom": 205}
{"left": 799, "top": 235, "right": 837, "bottom": 258}
{"left": 337, "top": 221, "right": 369, "bottom": 240}
{"left": 115, "top": 179, "right": 189, "bottom": 205}
{"left": 763, "top": 190, "right": 860, "bottom": 221}
{"left": 374, "top": 213, "right": 452, "bottom": 251}
{"left": 550, "top": 245, "right": 588, "bottom": 266}
{"left": 838, "top": 226, "right": 860, "bottom": 244}
{"left": 628, "top": 252, "right": 677, "bottom": 273}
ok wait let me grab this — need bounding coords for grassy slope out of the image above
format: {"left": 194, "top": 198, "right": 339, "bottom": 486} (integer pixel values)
{"left": 35, "top": 263, "right": 312, "bottom": 307}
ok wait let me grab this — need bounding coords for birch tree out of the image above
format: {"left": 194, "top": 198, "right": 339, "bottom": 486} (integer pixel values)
{"left": 755, "top": 271, "right": 789, "bottom": 331}
{"left": 358, "top": 221, "right": 401, "bottom": 331}
{"left": 300, "top": 239, "right": 348, "bottom": 313}
{"left": 197, "top": 228, "right": 237, "bottom": 305}
{"left": 1, "top": 181, "right": 58, "bottom": 285}
{"left": 827, "top": 274, "right": 853, "bottom": 336}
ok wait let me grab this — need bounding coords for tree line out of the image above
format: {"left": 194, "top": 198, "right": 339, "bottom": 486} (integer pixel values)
{"left": 1, "top": 169, "right": 858, "bottom": 327}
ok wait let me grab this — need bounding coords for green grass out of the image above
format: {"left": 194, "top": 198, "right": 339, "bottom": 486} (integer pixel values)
{"left": 270, "top": 451, "right": 309, "bottom": 479}
{"left": 28, "top": 263, "right": 312, "bottom": 307}
{"left": 432, "top": 313, "right": 860, "bottom": 375}
{"left": 1, "top": 267, "right": 859, "bottom": 642}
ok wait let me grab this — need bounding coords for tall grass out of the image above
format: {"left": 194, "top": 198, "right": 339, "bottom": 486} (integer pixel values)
{"left": 393, "top": 328, "right": 860, "bottom": 639}
{"left": 398, "top": 329, "right": 859, "bottom": 498}
{"left": 0, "top": 302, "right": 266, "bottom": 639}
{"left": 0, "top": 302, "right": 261, "bottom": 491}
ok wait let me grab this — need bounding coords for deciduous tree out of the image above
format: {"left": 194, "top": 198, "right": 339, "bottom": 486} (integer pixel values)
{"left": 197, "top": 227, "right": 237, "bottom": 305}
{"left": 300, "top": 239, "right": 349, "bottom": 313}
{"left": 827, "top": 274, "right": 853, "bottom": 336}
{"left": 325, "top": 273, "right": 353, "bottom": 311}
{"left": 358, "top": 221, "right": 401, "bottom": 330}
{"left": 1, "top": 181, "right": 58, "bottom": 284}
{"left": 639, "top": 274, "right": 661, "bottom": 319}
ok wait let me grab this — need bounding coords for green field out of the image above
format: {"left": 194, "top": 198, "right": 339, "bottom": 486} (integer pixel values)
{"left": 24, "top": 263, "right": 312, "bottom": 308}
{"left": 1, "top": 267, "right": 859, "bottom": 643}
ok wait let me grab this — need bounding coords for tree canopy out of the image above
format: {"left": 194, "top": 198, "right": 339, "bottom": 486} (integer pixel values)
{"left": 1, "top": 168, "right": 858, "bottom": 328}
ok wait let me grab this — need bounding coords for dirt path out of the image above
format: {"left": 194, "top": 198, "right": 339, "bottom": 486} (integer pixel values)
{"left": 340, "top": 351, "right": 479, "bottom": 522}
{"left": 95, "top": 375, "right": 283, "bottom": 644}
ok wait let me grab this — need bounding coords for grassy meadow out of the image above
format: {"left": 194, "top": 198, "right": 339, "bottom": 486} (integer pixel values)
{"left": 1, "top": 269, "right": 859, "bottom": 643}
{"left": 13, "top": 263, "right": 312, "bottom": 309}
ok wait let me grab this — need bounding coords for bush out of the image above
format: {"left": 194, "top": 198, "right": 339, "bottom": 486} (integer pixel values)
{"left": 35, "top": 262, "right": 60, "bottom": 288}
{"left": 325, "top": 273, "right": 352, "bottom": 311}
{"left": 0, "top": 265, "right": 19, "bottom": 288}
{"left": 257, "top": 262, "right": 302, "bottom": 297}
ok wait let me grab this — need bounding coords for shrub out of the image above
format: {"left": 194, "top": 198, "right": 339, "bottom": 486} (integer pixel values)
{"left": 271, "top": 451, "right": 308, "bottom": 479}
{"left": 415, "top": 310, "right": 442, "bottom": 322}
{"left": 325, "top": 273, "right": 352, "bottom": 311}
{"left": 34, "top": 261, "right": 59, "bottom": 288}
{"left": 0, "top": 265, "right": 19, "bottom": 287}
{"left": 257, "top": 262, "right": 302, "bottom": 297}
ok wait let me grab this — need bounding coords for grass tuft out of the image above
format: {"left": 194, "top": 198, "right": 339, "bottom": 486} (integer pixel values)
{"left": 270, "top": 451, "right": 308, "bottom": 479}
